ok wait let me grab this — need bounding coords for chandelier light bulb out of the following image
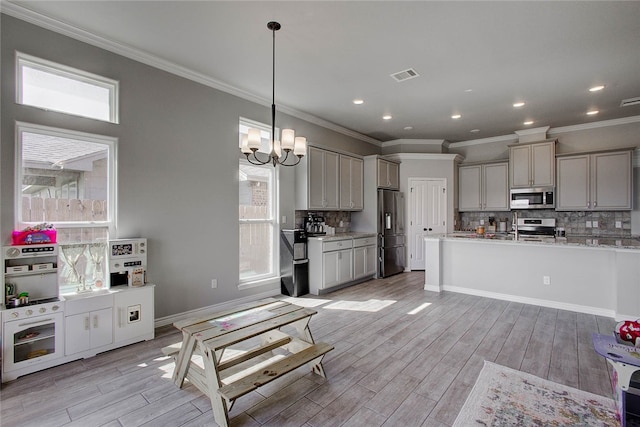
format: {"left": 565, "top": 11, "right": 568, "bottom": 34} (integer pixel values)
{"left": 281, "top": 129, "right": 295, "bottom": 151}
{"left": 247, "top": 128, "right": 262, "bottom": 151}
{"left": 240, "top": 135, "right": 252, "bottom": 154}
{"left": 294, "top": 137, "right": 307, "bottom": 156}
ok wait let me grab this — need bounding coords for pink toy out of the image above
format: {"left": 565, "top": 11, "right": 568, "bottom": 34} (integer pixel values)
{"left": 615, "top": 320, "right": 640, "bottom": 347}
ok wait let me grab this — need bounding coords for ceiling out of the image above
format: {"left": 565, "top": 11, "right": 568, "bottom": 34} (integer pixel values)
{"left": 4, "top": 1, "right": 640, "bottom": 144}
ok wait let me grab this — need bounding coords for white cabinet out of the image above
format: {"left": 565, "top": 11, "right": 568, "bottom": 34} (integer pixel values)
{"left": 353, "top": 237, "right": 377, "bottom": 279}
{"left": 64, "top": 293, "right": 114, "bottom": 356}
{"left": 377, "top": 159, "right": 400, "bottom": 190}
{"left": 114, "top": 285, "right": 155, "bottom": 344}
{"left": 65, "top": 308, "right": 113, "bottom": 355}
{"left": 458, "top": 162, "right": 509, "bottom": 211}
{"left": 556, "top": 150, "right": 632, "bottom": 211}
{"left": 339, "top": 155, "right": 364, "bottom": 210}
{"left": 509, "top": 140, "right": 556, "bottom": 188}
{"left": 323, "top": 248, "right": 353, "bottom": 289}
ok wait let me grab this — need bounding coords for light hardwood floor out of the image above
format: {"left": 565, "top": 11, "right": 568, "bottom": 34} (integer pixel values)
{"left": 0, "top": 272, "right": 615, "bottom": 426}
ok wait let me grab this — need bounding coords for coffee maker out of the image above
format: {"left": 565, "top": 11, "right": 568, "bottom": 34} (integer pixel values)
{"left": 304, "top": 213, "right": 326, "bottom": 236}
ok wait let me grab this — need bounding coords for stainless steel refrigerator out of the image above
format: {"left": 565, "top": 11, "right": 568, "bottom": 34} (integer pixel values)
{"left": 378, "top": 189, "right": 405, "bottom": 278}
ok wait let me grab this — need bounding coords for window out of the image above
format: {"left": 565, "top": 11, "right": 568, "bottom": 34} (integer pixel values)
{"left": 239, "top": 119, "right": 279, "bottom": 286}
{"left": 16, "top": 52, "right": 119, "bottom": 123}
{"left": 16, "top": 122, "right": 116, "bottom": 294}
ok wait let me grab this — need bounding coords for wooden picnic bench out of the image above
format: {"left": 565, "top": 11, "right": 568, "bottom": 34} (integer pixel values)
{"left": 164, "top": 298, "right": 333, "bottom": 427}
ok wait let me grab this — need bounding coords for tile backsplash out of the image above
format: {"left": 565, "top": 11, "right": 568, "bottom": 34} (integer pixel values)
{"left": 295, "top": 210, "right": 352, "bottom": 233}
{"left": 458, "top": 210, "right": 632, "bottom": 237}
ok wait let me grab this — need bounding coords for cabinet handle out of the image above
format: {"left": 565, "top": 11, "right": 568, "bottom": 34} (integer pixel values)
{"left": 93, "top": 314, "right": 98, "bottom": 329}
{"left": 593, "top": 201, "right": 597, "bottom": 207}
{"left": 85, "top": 316, "right": 90, "bottom": 331}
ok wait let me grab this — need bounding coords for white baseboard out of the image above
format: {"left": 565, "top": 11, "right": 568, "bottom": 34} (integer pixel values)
{"left": 442, "top": 285, "right": 616, "bottom": 318}
{"left": 423, "top": 284, "right": 441, "bottom": 292}
{"left": 154, "top": 289, "right": 280, "bottom": 327}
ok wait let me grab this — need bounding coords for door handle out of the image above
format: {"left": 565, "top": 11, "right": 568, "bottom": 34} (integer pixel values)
{"left": 423, "top": 228, "right": 433, "bottom": 231}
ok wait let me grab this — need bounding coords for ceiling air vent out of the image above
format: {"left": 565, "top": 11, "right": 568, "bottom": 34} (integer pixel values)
{"left": 620, "top": 97, "right": 640, "bottom": 107}
{"left": 390, "top": 68, "right": 419, "bottom": 82}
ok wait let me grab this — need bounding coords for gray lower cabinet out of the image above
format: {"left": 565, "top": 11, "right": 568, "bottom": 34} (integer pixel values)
{"left": 308, "top": 236, "right": 376, "bottom": 295}
{"left": 556, "top": 150, "right": 632, "bottom": 211}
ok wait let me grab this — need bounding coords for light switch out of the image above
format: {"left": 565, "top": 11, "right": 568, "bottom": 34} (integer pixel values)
{"left": 616, "top": 221, "right": 622, "bottom": 228}
{"left": 586, "top": 221, "right": 592, "bottom": 228}
{"left": 592, "top": 220, "right": 598, "bottom": 228}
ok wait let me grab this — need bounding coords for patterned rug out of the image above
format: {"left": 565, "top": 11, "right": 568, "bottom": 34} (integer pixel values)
{"left": 453, "top": 361, "right": 619, "bottom": 426}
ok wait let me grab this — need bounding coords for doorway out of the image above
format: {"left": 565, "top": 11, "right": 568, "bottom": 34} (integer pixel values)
{"left": 408, "top": 178, "right": 447, "bottom": 270}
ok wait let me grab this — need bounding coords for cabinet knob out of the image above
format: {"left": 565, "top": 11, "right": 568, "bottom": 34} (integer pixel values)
{"left": 593, "top": 201, "right": 597, "bottom": 207}
{"left": 26, "top": 309, "right": 33, "bottom": 316}
{"left": 39, "top": 307, "right": 46, "bottom": 314}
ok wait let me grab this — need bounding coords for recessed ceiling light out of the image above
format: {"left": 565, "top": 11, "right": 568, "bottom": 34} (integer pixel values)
{"left": 513, "top": 102, "right": 526, "bottom": 108}
{"left": 523, "top": 120, "right": 534, "bottom": 125}
{"left": 451, "top": 114, "right": 461, "bottom": 119}
{"left": 353, "top": 99, "right": 364, "bottom": 105}
{"left": 404, "top": 126, "right": 413, "bottom": 130}
{"left": 383, "top": 115, "right": 392, "bottom": 120}
{"left": 465, "top": 89, "right": 473, "bottom": 93}
{"left": 589, "top": 85, "right": 605, "bottom": 92}
{"left": 587, "top": 110, "right": 599, "bottom": 115}
{"left": 470, "top": 129, "right": 480, "bottom": 133}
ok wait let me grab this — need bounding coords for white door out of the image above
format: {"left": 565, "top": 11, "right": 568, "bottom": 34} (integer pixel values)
{"left": 409, "top": 178, "right": 447, "bottom": 270}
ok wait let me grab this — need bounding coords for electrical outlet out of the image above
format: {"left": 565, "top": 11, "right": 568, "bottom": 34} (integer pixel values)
{"left": 211, "top": 279, "right": 218, "bottom": 289}
{"left": 282, "top": 215, "right": 287, "bottom": 223}
{"left": 480, "top": 219, "right": 485, "bottom": 225}
{"left": 616, "top": 221, "right": 622, "bottom": 228}
{"left": 592, "top": 220, "right": 598, "bottom": 228}
{"left": 543, "top": 276, "right": 551, "bottom": 285}
{"left": 586, "top": 221, "right": 592, "bottom": 228}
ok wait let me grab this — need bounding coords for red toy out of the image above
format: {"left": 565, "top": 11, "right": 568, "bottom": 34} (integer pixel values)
{"left": 615, "top": 320, "right": 640, "bottom": 347}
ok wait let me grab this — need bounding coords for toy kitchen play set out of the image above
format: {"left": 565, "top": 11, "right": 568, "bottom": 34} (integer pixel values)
{"left": 1, "top": 233, "right": 154, "bottom": 382}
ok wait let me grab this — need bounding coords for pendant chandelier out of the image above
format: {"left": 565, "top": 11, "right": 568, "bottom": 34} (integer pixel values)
{"left": 240, "top": 21, "right": 307, "bottom": 167}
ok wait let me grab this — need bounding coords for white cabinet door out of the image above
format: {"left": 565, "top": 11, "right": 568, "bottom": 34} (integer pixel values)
{"left": 483, "top": 163, "right": 509, "bottom": 211}
{"left": 353, "top": 246, "right": 366, "bottom": 279}
{"left": 337, "top": 249, "right": 353, "bottom": 283}
{"left": 91, "top": 308, "right": 113, "bottom": 349}
{"left": 365, "top": 245, "right": 377, "bottom": 277}
{"left": 592, "top": 151, "right": 632, "bottom": 210}
{"left": 114, "top": 286, "right": 154, "bottom": 343}
{"left": 458, "top": 165, "right": 482, "bottom": 211}
{"left": 557, "top": 155, "right": 590, "bottom": 210}
{"left": 65, "top": 307, "right": 113, "bottom": 355}
{"left": 322, "top": 249, "right": 353, "bottom": 288}
{"left": 324, "top": 151, "right": 340, "bottom": 209}
{"left": 65, "top": 313, "right": 91, "bottom": 355}
{"left": 351, "top": 157, "right": 364, "bottom": 210}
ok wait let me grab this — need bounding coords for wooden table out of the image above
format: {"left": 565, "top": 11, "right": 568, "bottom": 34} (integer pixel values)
{"left": 165, "top": 298, "right": 333, "bottom": 427}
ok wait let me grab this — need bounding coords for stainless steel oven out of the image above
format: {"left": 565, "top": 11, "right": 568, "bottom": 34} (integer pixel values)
{"left": 510, "top": 187, "right": 555, "bottom": 209}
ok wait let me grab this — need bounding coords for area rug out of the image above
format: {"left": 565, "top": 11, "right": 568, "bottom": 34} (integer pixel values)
{"left": 453, "top": 361, "right": 618, "bottom": 426}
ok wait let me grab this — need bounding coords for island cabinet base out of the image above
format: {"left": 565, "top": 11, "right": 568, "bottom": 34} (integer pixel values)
{"left": 424, "top": 237, "right": 640, "bottom": 320}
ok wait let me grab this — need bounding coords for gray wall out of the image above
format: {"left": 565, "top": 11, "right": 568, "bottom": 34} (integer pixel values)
{"left": 0, "top": 15, "right": 378, "bottom": 319}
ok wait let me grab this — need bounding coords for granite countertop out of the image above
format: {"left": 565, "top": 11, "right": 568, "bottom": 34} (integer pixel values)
{"left": 308, "top": 232, "right": 377, "bottom": 241}
{"left": 440, "top": 232, "right": 640, "bottom": 250}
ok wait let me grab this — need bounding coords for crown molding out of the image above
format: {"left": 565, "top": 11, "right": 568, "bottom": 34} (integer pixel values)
{"left": 1, "top": 2, "right": 382, "bottom": 147}
{"left": 449, "top": 115, "right": 640, "bottom": 149}
{"left": 385, "top": 153, "right": 464, "bottom": 163}
{"left": 382, "top": 138, "right": 447, "bottom": 148}
{"left": 514, "top": 126, "right": 550, "bottom": 138}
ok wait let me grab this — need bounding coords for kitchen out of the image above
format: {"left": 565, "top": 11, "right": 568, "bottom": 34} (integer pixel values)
{"left": 0, "top": 1, "right": 639, "bottom": 425}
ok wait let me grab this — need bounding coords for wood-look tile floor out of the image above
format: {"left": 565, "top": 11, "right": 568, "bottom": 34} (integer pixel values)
{"left": 0, "top": 272, "right": 615, "bottom": 427}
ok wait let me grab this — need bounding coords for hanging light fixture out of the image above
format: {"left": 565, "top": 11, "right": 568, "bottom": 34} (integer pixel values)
{"left": 240, "top": 21, "right": 307, "bottom": 167}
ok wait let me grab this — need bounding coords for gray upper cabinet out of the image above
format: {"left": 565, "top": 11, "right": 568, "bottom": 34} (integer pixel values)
{"left": 459, "top": 162, "right": 509, "bottom": 212}
{"left": 556, "top": 150, "right": 632, "bottom": 211}
{"left": 377, "top": 159, "right": 400, "bottom": 190}
{"left": 339, "top": 155, "right": 363, "bottom": 210}
{"left": 296, "top": 146, "right": 363, "bottom": 211}
{"left": 509, "top": 140, "right": 556, "bottom": 188}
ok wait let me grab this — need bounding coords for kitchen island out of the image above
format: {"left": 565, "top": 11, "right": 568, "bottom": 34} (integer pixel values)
{"left": 424, "top": 234, "right": 640, "bottom": 320}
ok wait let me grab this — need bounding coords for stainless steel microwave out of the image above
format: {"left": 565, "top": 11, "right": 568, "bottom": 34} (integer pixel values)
{"left": 510, "top": 187, "right": 555, "bottom": 209}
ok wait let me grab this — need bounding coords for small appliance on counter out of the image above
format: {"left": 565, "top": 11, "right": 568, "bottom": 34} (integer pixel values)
{"left": 304, "top": 214, "right": 326, "bottom": 236}
{"left": 513, "top": 217, "right": 556, "bottom": 241}
{"left": 108, "top": 238, "right": 147, "bottom": 287}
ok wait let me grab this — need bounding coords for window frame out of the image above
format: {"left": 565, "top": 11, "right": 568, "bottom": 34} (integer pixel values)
{"left": 238, "top": 118, "right": 280, "bottom": 288}
{"left": 15, "top": 121, "right": 117, "bottom": 236}
{"left": 16, "top": 51, "right": 120, "bottom": 124}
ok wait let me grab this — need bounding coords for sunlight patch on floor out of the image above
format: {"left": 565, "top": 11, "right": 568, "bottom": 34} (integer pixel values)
{"left": 407, "top": 302, "right": 431, "bottom": 315}
{"left": 324, "top": 299, "right": 396, "bottom": 312}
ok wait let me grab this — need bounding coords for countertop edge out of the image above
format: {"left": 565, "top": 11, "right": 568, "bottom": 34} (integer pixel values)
{"left": 424, "top": 235, "right": 640, "bottom": 251}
